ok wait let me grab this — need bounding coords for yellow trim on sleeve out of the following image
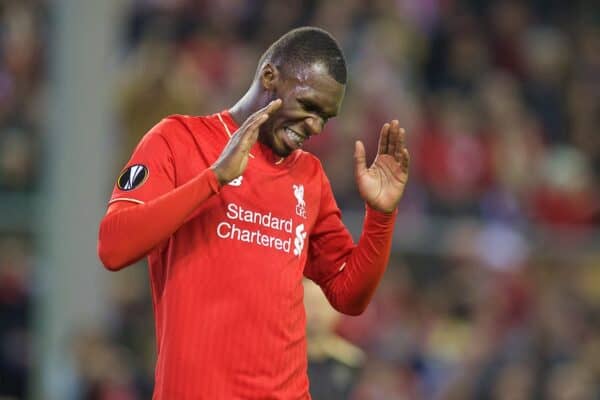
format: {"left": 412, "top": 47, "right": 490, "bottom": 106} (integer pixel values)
{"left": 108, "top": 197, "right": 145, "bottom": 205}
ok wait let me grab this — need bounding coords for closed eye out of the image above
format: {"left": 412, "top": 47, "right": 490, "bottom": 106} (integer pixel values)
{"left": 299, "top": 99, "right": 331, "bottom": 122}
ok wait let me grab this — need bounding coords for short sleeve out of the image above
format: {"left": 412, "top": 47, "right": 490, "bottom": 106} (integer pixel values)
{"left": 109, "top": 118, "right": 178, "bottom": 205}
{"left": 304, "top": 169, "right": 355, "bottom": 285}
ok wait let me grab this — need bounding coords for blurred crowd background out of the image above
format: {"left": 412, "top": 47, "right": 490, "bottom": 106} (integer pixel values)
{"left": 1, "top": 0, "right": 599, "bottom": 399}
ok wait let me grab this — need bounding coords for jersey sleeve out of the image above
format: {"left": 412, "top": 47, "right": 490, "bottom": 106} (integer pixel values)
{"left": 304, "top": 169, "right": 355, "bottom": 285}
{"left": 304, "top": 164, "right": 398, "bottom": 316}
{"left": 109, "top": 118, "right": 179, "bottom": 205}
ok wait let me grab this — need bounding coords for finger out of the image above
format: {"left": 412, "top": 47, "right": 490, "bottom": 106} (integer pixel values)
{"left": 236, "top": 99, "right": 282, "bottom": 149}
{"left": 243, "top": 114, "right": 268, "bottom": 145}
{"left": 264, "top": 98, "right": 282, "bottom": 114}
{"left": 354, "top": 140, "right": 368, "bottom": 178}
{"left": 248, "top": 98, "right": 282, "bottom": 123}
{"left": 394, "top": 128, "right": 406, "bottom": 162}
{"left": 249, "top": 112, "right": 270, "bottom": 130}
{"left": 401, "top": 148, "right": 410, "bottom": 173}
{"left": 387, "top": 120, "right": 399, "bottom": 156}
{"left": 377, "top": 123, "right": 390, "bottom": 154}
{"left": 246, "top": 124, "right": 261, "bottom": 148}
{"left": 239, "top": 99, "right": 281, "bottom": 137}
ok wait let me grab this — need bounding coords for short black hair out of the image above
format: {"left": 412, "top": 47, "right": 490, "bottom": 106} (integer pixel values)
{"left": 258, "top": 27, "right": 347, "bottom": 84}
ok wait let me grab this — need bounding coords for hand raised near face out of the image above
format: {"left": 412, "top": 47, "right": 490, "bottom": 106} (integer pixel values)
{"left": 354, "top": 120, "right": 410, "bottom": 213}
{"left": 211, "top": 99, "right": 282, "bottom": 185}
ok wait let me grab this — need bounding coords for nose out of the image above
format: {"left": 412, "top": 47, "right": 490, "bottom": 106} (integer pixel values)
{"left": 304, "top": 116, "right": 324, "bottom": 136}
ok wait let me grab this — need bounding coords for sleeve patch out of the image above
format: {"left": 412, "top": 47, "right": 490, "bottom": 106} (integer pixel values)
{"left": 117, "top": 164, "right": 149, "bottom": 191}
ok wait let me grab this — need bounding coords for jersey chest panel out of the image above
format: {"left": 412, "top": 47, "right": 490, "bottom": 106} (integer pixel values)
{"left": 172, "top": 153, "right": 321, "bottom": 274}
{"left": 212, "top": 164, "right": 318, "bottom": 263}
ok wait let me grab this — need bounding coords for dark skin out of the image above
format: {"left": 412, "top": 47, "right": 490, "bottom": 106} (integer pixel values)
{"left": 211, "top": 61, "right": 410, "bottom": 213}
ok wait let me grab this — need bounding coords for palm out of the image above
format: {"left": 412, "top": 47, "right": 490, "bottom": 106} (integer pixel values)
{"left": 354, "top": 121, "right": 410, "bottom": 213}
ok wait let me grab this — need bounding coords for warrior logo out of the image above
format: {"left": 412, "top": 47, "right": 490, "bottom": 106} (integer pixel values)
{"left": 293, "top": 184, "right": 307, "bottom": 219}
{"left": 117, "top": 164, "right": 148, "bottom": 191}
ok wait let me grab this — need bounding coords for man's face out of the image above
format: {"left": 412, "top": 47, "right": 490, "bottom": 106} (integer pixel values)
{"left": 259, "top": 62, "right": 345, "bottom": 157}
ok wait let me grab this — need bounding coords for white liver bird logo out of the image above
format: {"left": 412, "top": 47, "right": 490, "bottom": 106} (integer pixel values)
{"left": 293, "top": 184, "right": 307, "bottom": 219}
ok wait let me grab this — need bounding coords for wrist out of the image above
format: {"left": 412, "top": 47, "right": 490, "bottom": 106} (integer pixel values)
{"left": 209, "top": 165, "right": 228, "bottom": 186}
{"left": 365, "top": 204, "right": 398, "bottom": 218}
{"left": 206, "top": 167, "right": 224, "bottom": 191}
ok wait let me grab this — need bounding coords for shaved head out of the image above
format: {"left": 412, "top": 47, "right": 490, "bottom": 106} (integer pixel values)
{"left": 257, "top": 27, "right": 347, "bottom": 85}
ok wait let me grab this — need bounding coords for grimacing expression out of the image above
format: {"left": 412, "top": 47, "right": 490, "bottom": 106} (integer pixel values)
{"left": 259, "top": 62, "right": 346, "bottom": 157}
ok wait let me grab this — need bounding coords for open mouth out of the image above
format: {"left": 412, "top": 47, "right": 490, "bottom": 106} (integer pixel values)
{"left": 284, "top": 127, "right": 306, "bottom": 148}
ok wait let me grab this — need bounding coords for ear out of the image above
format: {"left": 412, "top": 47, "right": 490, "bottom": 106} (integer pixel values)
{"left": 260, "top": 63, "right": 280, "bottom": 91}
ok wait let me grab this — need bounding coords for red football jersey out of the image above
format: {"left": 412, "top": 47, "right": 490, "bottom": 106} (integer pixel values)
{"left": 109, "top": 112, "right": 356, "bottom": 399}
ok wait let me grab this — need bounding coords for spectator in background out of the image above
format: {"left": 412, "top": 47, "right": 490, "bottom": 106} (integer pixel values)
{"left": 0, "top": 1, "right": 43, "bottom": 398}
{"left": 304, "top": 279, "right": 365, "bottom": 399}
{"left": 2, "top": 0, "right": 600, "bottom": 398}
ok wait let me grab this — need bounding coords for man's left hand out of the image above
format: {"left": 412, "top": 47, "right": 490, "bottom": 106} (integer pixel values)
{"left": 354, "top": 120, "right": 410, "bottom": 213}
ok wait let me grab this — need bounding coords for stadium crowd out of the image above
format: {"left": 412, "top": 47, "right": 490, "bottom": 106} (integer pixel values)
{"left": 0, "top": 0, "right": 598, "bottom": 398}
{"left": 0, "top": 0, "right": 44, "bottom": 398}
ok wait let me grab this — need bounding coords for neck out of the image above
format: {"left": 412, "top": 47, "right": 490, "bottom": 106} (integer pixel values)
{"left": 228, "top": 83, "right": 264, "bottom": 126}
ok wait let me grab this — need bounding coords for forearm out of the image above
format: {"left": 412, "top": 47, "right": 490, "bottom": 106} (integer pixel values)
{"left": 98, "top": 168, "right": 221, "bottom": 270}
{"left": 321, "top": 206, "right": 397, "bottom": 315}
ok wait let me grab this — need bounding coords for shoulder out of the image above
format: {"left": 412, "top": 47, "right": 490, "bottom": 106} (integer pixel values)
{"left": 294, "top": 150, "right": 327, "bottom": 176}
{"left": 144, "top": 113, "right": 226, "bottom": 147}
{"left": 150, "top": 114, "right": 212, "bottom": 138}
{"left": 293, "top": 151, "right": 335, "bottom": 193}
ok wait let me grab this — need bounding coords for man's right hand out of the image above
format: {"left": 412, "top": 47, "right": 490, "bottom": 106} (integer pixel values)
{"left": 211, "top": 99, "right": 282, "bottom": 185}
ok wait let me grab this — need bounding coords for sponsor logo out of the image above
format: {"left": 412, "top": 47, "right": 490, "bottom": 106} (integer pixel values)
{"left": 216, "top": 203, "right": 293, "bottom": 253}
{"left": 228, "top": 176, "right": 243, "bottom": 187}
{"left": 293, "top": 224, "right": 306, "bottom": 256}
{"left": 214, "top": 202, "right": 306, "bottom": 257}
{"left": 117, "top": 164, "right": 148, "bottom": 191}
{"left": 293, "top": 184, "right": 307, "bottom": 219}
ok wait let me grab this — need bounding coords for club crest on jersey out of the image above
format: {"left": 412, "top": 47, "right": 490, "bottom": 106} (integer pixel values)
{"left": 293, "top": 184, "right": 307, "bottom": 219}
{"left": 117, "top": 164, "right": 148, "bottom": 191}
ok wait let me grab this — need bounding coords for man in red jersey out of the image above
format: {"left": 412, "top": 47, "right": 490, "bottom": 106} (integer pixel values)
{"left": 98, "top": 27, "right": 409, "bottom": 399}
